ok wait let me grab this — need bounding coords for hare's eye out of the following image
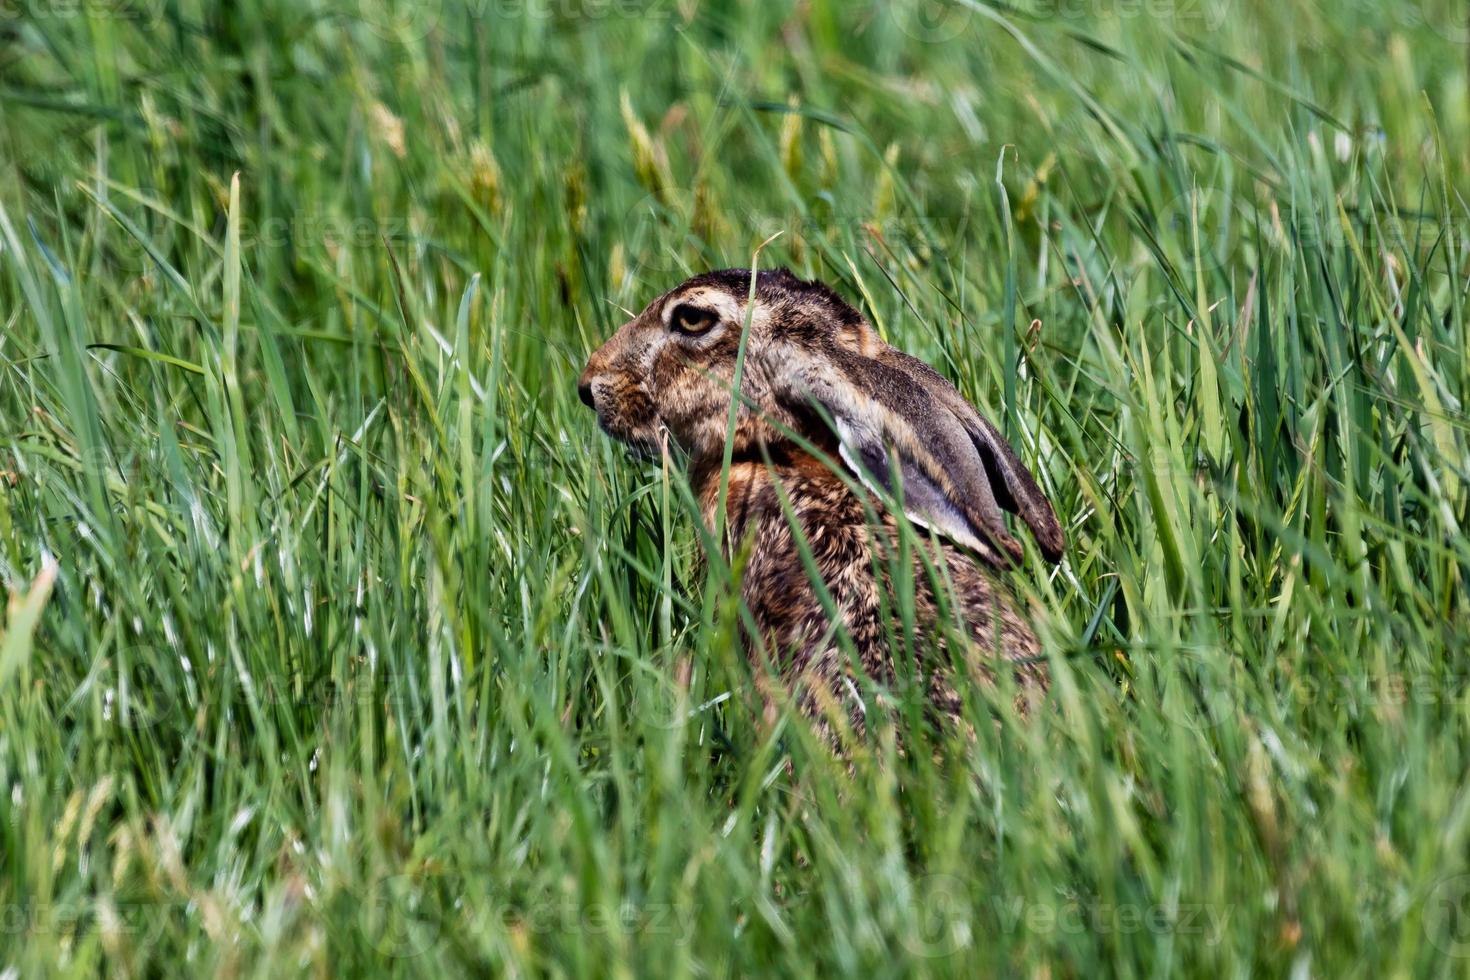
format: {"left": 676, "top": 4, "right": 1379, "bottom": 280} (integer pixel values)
{"left": 670, "top": 304, "right": 719, "bottom": 336}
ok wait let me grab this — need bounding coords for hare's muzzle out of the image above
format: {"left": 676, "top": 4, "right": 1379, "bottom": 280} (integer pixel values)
{"left": 577, "top": 354, "right": 606, "bottom": 409}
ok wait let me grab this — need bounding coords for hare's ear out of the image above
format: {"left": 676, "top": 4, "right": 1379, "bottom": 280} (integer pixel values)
{"left": 778, "top": 344, "right": 1064, "bottom": 568}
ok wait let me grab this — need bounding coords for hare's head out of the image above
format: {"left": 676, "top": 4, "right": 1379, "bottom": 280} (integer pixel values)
{"left": 579, "top": 268, "right": 1064, "bottom": 567}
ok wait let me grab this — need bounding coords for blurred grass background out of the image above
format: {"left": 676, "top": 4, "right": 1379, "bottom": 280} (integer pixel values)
{"left": 2, "top": 0, "right": 1470, "bottom": 974}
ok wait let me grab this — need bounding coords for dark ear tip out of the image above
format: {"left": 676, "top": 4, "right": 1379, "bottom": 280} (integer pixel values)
{"left": 1035, "top": 524, "right": 1066, "bottom": 563}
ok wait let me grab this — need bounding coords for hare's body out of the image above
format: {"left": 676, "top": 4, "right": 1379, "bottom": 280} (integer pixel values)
{"left": 698, "top": 453, "right": 1045, "bottom": 732}
{"left": 580, "top": 269, "right": 1062, "bottom": 732}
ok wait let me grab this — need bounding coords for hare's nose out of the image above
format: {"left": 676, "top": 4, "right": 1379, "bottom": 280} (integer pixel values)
{"left": 577, "top": 378, "right": 595, "bottom": 407}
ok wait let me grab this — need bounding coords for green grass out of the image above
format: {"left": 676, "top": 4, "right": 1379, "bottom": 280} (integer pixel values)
{"left": 2, "top": 0, "right": 1469, "bottom": 974}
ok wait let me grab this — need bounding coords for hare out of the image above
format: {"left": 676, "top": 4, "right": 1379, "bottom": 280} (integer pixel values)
{"left": 579, "top": 268, "right": 1064, "bottom": 738}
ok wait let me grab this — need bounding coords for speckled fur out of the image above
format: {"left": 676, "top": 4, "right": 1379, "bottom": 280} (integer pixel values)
{"left": 580, "top": 269, "right": 1061, "bottom": 738}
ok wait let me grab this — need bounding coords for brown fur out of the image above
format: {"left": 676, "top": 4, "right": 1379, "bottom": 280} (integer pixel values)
{"left": 579, "top": 269, "right": 1062, "bottom": 738}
